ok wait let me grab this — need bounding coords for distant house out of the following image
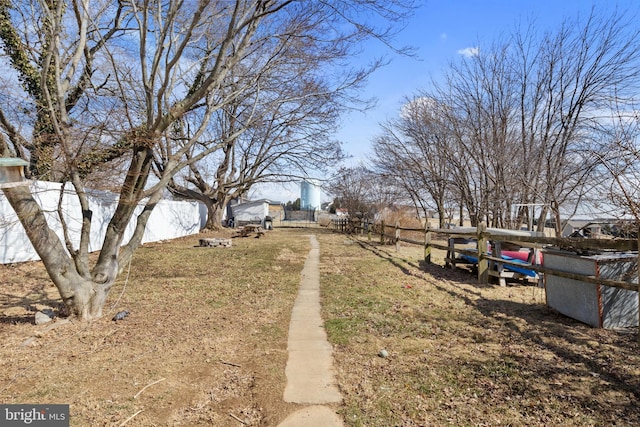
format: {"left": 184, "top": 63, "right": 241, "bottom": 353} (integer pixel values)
{"left": 561, "top": 220, "right": 604, "bottom": 238}
{"left": 562, "top": 219, "right": 638, "bottom": 238}
{"left": 335, "top": 208, "right": 348, "bottom": 217}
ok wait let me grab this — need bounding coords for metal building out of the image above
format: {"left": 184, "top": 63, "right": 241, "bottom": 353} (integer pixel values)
{"left": 300, "top": 180, "right": 321, "bottom": 211}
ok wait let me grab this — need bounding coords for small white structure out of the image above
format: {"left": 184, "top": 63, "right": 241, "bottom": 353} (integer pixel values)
{"left": 230, "top": 199, "right": 270, "bottom": 226}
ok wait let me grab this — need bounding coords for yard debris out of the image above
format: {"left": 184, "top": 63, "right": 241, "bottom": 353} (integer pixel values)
{"left": 34, "top": 310, "right": 54, "bottom": 324}
{"left": 133, "top": 377, "right": 166, "bottom": 399}
{"left": 219, "top": 359, "right": 242, "bottom": 368}
{"left": 119, "top": 409, "right": 143, "bottom": 426}
{"left": 112, "top": 310, "right": 130, "bottom": 321}
{"left": 229, "top": 413, "right": 248, "bottom": 425}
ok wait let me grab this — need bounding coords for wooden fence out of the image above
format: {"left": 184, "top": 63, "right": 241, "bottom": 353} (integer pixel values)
{"left": 331, "top": 217, "right": 640, "bottom": 293}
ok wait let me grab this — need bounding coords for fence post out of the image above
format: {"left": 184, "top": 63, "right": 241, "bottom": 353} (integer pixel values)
{"left": 395, "top": 220, "right": 400, "bottom": 252}
{"left": 367, "top": 220, "right": 372, "bottom": 241}
{"left": 380, "top": 220, "right": 385, "bottom": 244}
{"left": 477, "top": 221, "right": 489, "bottom": 284}
{"left": 424, "top": 220, "right": 431, "bottom": 264}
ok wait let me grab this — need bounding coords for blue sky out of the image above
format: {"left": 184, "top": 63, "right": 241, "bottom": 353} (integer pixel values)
{"left": 254, "top": 0, "right": 639, "bottom": 202}
{"left": 336, "top": 0, "right": 639, "bottom": 163}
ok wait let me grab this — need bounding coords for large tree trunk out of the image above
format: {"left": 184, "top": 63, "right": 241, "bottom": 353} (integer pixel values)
{"left": 1, "top": 148, "right": 155, "bottom": 320}
{"left": 2, "top": 184, "right": 117, "bottom": 319}
{"left": 536, "top": 205, "right": 549, "bottom": 233}
{"left": 205, "top": 201, "right": 223, "bottom": 230}
{"left": 206, "top": 195, "right": 231, "bottom": 230}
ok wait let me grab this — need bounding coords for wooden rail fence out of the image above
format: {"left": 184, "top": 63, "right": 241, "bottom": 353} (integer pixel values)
{"left": 331, "top": 218, "right": 640, "bottom": 293}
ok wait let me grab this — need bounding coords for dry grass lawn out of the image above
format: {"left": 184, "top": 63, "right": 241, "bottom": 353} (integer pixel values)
{"left": 1, "top": 228, "right": 309, "bottom": 426}
{"left": 321, "top": 232, "right": 640, "bottom": 426}
{"left": 1, "top": 226, "right": 639, "bottom": 426}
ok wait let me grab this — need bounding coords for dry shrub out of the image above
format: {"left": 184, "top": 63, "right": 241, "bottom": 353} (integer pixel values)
{"left": 375, "top": 208, "right": 426, "bottom": 243}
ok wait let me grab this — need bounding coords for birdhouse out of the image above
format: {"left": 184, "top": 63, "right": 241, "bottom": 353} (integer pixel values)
{"left": 0, "top": 158, "right": 29, "bottom": 188}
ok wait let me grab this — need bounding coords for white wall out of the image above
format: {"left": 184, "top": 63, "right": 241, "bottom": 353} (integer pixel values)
{"left": 0, "top": 181, "right": 201, "bottom": 264}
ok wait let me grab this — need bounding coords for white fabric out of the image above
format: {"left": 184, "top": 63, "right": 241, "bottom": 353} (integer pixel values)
{"left": 0, "top": 181, "right": 201, "bottom": 264}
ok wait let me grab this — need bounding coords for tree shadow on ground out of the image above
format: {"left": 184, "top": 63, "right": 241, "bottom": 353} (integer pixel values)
{"left": 350, "top": 235, "right": 640, "bottom": 423}
{"left": 0, "top": 281, "right": 62, "bottom": 325}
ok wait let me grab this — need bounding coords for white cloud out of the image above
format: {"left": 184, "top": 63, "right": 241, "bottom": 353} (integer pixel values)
{"left": 440, "top": 33, "right": 447, "bottom": 41}
{"left": 399, "top": 96, "right": 438, "bottom": 120}
{"left": 457, "top": 47, "right": 479, "bottom": 57}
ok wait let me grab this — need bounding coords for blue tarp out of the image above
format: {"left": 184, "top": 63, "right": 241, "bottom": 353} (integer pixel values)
{"left": 459, "top": 253, "right": 537, "bottom": 278}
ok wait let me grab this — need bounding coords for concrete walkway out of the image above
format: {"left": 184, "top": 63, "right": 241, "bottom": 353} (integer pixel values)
{"left": 277, "top": 235, "right": 343, "bottom": 426}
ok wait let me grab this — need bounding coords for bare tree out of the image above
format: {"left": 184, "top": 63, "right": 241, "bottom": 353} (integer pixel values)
{"left": 327, "top": 165, "right": 380, "bottom": 220}
{"left": 439, "top": 38, "right": 535, "bottom": 228}
{"left": 391, "top": 6, "right": 640, "bottom": 232}
{"left": 589, "top": 99, "right": 640, "bottom": 222}
{"left": 167, "top": 46, "right": 349, "bottom": 230}
{"left": 0, "top": 0, "right": 414, "bottom": 320}
{"left": 166, "top": 0, "right": 416, "bottom": 230}
{"left": 509, "top": 8, "right": 640, "bottom": 233}
{"left": 371, "top": 96, "right": 456, "bottom": 227}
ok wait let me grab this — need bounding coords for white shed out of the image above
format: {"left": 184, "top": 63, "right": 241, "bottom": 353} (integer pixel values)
{"left": 230, "top": 199, "right": 270, "bottom": 226}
